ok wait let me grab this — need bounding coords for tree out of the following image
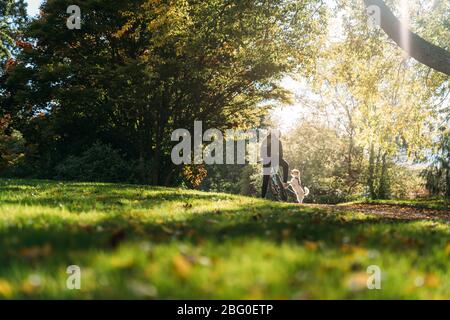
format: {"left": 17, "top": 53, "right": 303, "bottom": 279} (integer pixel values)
{"left": 310, "top": 0, "right": 436, "bottom": 199}
{"left": 0, "top": 0, "right": 26, "bottom": 173}
{"left": 284, "top": 120, "right": 359, "bottom": 203}
{"left": 364, "top": 0, "right": 450, "bottom": 76}
{"left": 0, "top": 0, "right": 26, "bottom": 62}
{"left": 424, "top": 127, "right": 450, "bottom": 197}
{"left": 0, "top": 114, "right": 24, "bottom": 172}
{"left": 2, "top": 0, "right": 327, "bottom": 185}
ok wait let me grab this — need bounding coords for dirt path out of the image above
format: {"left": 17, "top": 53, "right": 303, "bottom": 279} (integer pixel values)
{"left": 306, "top": 203, "right": 450, "bottom": 222}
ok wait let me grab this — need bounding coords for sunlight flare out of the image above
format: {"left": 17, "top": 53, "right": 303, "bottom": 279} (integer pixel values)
{"left": 399, "top": 0, "right": 410, "bottom": 57}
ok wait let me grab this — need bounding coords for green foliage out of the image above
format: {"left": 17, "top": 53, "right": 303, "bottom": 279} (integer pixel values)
{"left": 304, "top": 0, "right": 444, "bottom": 200}
{"left": 283, "top": 121, "right": 364, "bottom": 204}
{"left": 0, "top": 115, "right": 25, "bottom": 172}
{"left": 54, "top": 142, "right": 134, "bottom": 183}
{"left": 2, "top": 0, "right": 326, "bottom": 185}
{"left": 423, "top": 127, "right": 450, "bottom": 196}
{"left": 0, "top": 0, "right": 15, "bottom": 60}
{"left": 0, "top": 0, "right": 26, "bottom": 62}
{"left": 200, "top": 164, "right": 244, "bottom": 194}
{"left": 239, "top": 164, "right": 261, "bottom": 197}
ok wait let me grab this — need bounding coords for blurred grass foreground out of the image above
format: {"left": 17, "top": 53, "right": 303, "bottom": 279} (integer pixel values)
{"left": 0, "top": 179, "right": 449, "bottom": 299}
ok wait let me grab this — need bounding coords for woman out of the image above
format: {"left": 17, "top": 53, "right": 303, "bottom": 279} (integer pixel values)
{"left": 260, "top": 129, "right": 290, "bottom": 198}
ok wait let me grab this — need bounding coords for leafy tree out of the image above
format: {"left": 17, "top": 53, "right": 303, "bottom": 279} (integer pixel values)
{"left": 0, "top": 0, "right": 27, "bottom": 63}
{"left": 283, "top": 121, "right": 359, "bottom": 203}
{"left": 424, "top": 127, "right": 450, "bottom": 196}
{"left": 0, "top": 1, "right": 26, "bottom": 173}
{"left": 2, "top": 0, "right": 326, "bottom": 185}
{"left": 309, "top": 0, "right": 438, "bottom": 199}
{"left": 0, "top": 114, "right": 24, "bottom": 172}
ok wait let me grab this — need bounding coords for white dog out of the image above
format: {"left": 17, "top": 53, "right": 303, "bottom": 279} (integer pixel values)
{"left": 288, "top": 169, "right": 310, "bottom": 203}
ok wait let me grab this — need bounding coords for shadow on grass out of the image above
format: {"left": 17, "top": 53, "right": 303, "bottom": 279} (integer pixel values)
{"left": 1, "top": 179, "right": 449, "bottom": 268}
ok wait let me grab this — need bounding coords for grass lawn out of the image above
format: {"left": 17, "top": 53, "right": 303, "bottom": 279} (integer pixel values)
{"left": 0, "top": 179, "right": 449, "bottom": 299}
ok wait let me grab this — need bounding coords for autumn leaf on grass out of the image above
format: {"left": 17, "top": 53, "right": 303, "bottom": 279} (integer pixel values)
{"left": 20, "top": 275, "right": 42, "bottom": 295}
{"left": 346, "top": 272, "right": 368, "bottom": 291}
{"left": 0, "top": 279, "right": 13, "bottom": 298}
{"left": 340, "top": 245, "right": 367, "bottom": 257}
{"left": 304, "top": 241, "right": 318, "bottom": 251}
{"left": 425, "top": 274, "right": 440, "bottom": 288}
{"left": 445, "top": 244, "right": 450, "bottom": 256}
{"left": 21, "top": 281, "right": 36, "bottom": 295}
{"left": 172, "top": 255, "right": 192, "bottom": 279}
{"left": 342, "top": 242, "right": 356, "bottom": 253}
{"left": 19, "top": 244, "right": 52, "bottom": 260}
{"left": 110, "top": 254, "right": 136, "bottom": 270}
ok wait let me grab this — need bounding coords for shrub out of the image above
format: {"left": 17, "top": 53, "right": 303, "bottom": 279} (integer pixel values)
{"left": 55, "top": 142, "right": 134, "bottom": 182}
{"left": 0, "top": 115, "right": 25, "bottom": 173}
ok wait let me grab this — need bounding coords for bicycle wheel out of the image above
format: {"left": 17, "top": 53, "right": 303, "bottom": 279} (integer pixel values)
{"left": 266, "top": 177, "right": 281, "bottom": 201}
{"left": 273, "top": 173, "right": 288, "bottom": 201}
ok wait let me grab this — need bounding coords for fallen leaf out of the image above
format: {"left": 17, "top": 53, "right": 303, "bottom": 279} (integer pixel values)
{"left": 110, "top": 255, "right": 136, "bottom": 269}
{"left": 347, "top": 272, "right": 368, "bottom": 291}
{"left": 425, "top": 274, "right": 439, "bottom": 288}
{"left": 0, "top": 279, "right": 13, "bottom": 298}
{"left": 172, "top": 255, "right": 192, "bottom": 279}
{"left": 304, "top": 241, "right": 318, "bottom": 251}
{"left": 19, "top": 244, "right": 52, "bottom": 260}
{"left": 445, "top": 244, "right": 450, "bottom": 256}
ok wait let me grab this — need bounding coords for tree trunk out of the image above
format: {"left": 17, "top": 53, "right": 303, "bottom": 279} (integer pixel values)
{"left": 378, "top": 152, "right": 389, "bottom": 199}
{"left": 364, "top": 0, "right": 450, "bottom": 76}
{"left": 445, "top": 150, "right": 450, "bottom": 197}
{"left": 368, "top": 143, "right": 376, "bottom": 199}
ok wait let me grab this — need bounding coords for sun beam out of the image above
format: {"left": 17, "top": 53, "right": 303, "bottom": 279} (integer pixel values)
{"left": 400, "top": 0, "right": 410, "bottom": 58}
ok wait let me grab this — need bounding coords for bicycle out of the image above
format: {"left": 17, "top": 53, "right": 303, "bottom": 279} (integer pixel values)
{"left": 265, "top": 166, "right": 297, "bottom": 202}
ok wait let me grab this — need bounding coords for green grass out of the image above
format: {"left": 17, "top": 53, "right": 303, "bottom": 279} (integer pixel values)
{"left": 0, "top": 179, "right": 449, "bottom": 299}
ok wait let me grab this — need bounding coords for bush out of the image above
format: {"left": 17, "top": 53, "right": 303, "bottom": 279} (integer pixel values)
{"left": 55, "top": 142, "right": 134, "bottom": 182}
{"left": 307, "top": 186, "right": 351, "bottom": 204}
{"left": 0, "top": 115, "right": 25, "bottom": 173}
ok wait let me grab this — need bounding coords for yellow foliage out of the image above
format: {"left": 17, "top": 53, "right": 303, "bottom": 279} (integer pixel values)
{"left": 172, "top": 255, "right": 192, "bottom": 279}
{"left": 0, "top": 279, "right": 13, "bottom": 298}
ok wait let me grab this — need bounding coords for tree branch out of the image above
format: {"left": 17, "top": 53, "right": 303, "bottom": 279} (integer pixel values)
{"left": 364, "top": 0, "right": 450, "bottom": 76}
